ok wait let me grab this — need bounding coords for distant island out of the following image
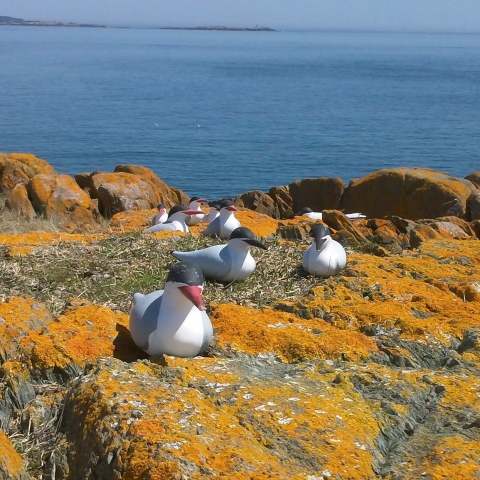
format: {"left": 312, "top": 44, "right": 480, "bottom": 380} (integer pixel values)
{"left": 0, "top": 16, "right": 274, "bottom": 31}
{"left": 158, "top": 26, "right": 276, "bottom": 32}
{"left": 0, "top": 15, "right": 106, "bottom": 28}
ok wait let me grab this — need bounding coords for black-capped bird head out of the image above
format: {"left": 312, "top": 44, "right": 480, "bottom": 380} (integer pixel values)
{"left": 167, "top": 205, "right": 203, "bottom": 219}
{"left": 294, "top": 207, "right": 313, "bottom": 217}
{"left": 219, "top": 199, "right": 237, "bottom": 212}
{"left": 166, "top": 262, "right": 205, "bottom": 310}
{"left": 310, "top": 224, "right": 331, "bottom": 250}
{"left": 229, "top": 227, "right": 267, "bottom": 249}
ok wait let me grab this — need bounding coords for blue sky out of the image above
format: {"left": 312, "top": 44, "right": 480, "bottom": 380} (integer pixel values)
{"left": 2, "top": 0, "right": 480, "bottom": 32}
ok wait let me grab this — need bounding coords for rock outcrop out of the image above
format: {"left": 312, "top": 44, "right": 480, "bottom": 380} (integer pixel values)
{"left": 0, "top": 153, "right": 57, "bottom": 194}
{"left": 26, "top": 174, "right": 98, "bottom": 226}
{"left": 1, "top": 210, "right": 480, "bottom": 478}
{"left": 4, "top": 185, "right": 36, "bottom": 219}
{"left": 341, "top": 168, "right": 475, "bottom": 220}
{"left": 74, "top": 167, "right": 189, "bottom": 218}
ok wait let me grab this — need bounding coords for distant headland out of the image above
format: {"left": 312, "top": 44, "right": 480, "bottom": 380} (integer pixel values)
{"left": 0, "top": 15, "right": 106, "bottom": 28}
{"left": 0, "top": 16, "right": 275, "bottom": 31}
{"left": 158, "top": 26, "right": 276, "bottom": 32}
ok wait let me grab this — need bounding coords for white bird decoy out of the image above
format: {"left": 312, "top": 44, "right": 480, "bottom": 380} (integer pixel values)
{"left": 303, "top": 224, "right": 347, "bottom": 277}
{"left": 129, "top": 261, "right": 213, "bottom": 357}
{"left": 151, "top": 203, "right": 168, "bottom": 226}
{"left": 202, "top": 203, "right": 220, "bottom": 224}
{"left": 172, "top": 227, "right": 267, "bottom": 283}
{"left": 294, "top": 207, "right": 366, "bottom": 221}
{"left": 145, "top": 205, "right": 203, "bottom": 233}
{"left": 201, "top": 199, "right": 241, "bottom": 239}
{"left": 185, "top": 196, "right": 208, "bottom": 226}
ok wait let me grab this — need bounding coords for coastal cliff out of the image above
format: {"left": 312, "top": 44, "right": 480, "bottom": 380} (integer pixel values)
{"left": 1, "top": 152, "right": 480, "bottom": 479}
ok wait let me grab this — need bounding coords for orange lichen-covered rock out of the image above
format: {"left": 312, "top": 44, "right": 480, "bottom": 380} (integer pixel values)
{"left": 109, "top": 208, "right": 154, "bottom": 232}
{"left": 19, "top": 303, "right": 140, "bottom": 379}
{"left": 0, "top": 232, "right": 102, "bottom": 256}
{"left": 234, "top": 190, "right": 280, "bottom": 218}
{"left": 322, "top": 209, "right": 369, "bottom": 244}
{"left": 210, "top": 303, "right": 377, "bottom": 362}
{"left": 0, "top": 296, "right": 52, "bottom": 360}
{"left": 26, "top": 174, "right": 95, "bottom": 220}
{"left": 113, "top": 164, "right": 189, "bottom": 206}
{"left": 269, "top": 185, "right": 293, "bottom": 218}
{"left": 298, "top": 241, "right": 480, "bottom": 345}
{"left": 62, "top": 357, "right": 382, "bottom": 480}
{"left": 77, "top": 168, "right": 188, "bottom": 218}
{"left": 289, "top": 176, "right": 346, "bottom": 213}
{"left": 0, "top": 430, "right": 31, "bottom": 480}
{"left": 233, "top": 209, "right": 278, "bottom": 238}
{"left": 4, "top": 184, "right": 36, "bottom": 219}
{"left": 341, "top": 168, "right": 475, "bottom": 220}
{"left": 465, "top": 171, "right": 480, "bottom": 188}
{"left": 0, "top": 152, "right": 56, "bottom": 194}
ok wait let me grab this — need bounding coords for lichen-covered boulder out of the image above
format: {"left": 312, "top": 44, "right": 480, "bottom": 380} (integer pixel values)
{"left": 234, "top": 190, "right": 280, "bottom": 218}
{"left": 468, "top": 189, "right": 480, "bottom": 221}
{"left": 0, "top": 153, "right": 57, "bottom": 194}
{"left": 321, "top": 210, "right": 369, "bottom": 245}
{"left": 26, "top": 174, "right": 97, "bottom": 221}
{"left": 268, "top": 185, "right": 293, "bottom": 218}
{"left": 114, "top": 164, "right": 189, "bottom": 206}
{"left": 465, "top": 172, "right": 480, "bottom": 188}
{"left": 0, "top": 297, "right": 53, "bottom": 362}
{"left": 76, "top": 172, "right": 161, "bottom": 218}
{"left": 341, "top": 168, "right": 475, "bottom": 220}
{"left": 4, "top": 185, "right": 36, "bottom": 219}
{"left": 62, "top": 357, "right": 383, "bottom": 480}
{"left": 18, "top": 301, "right": 144, "bottom": 382}
{"left": 289, "top": 176, "right": 346, "bottom": 213}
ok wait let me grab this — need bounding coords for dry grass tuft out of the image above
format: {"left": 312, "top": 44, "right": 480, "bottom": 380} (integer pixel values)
{"left": 0, "top": 231, "right": 332, "bottom": 316}
{"left": 6, "top": 382, "right": 68, "bottom": 479}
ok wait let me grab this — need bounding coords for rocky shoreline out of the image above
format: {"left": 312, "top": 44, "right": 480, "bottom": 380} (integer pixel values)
{"left": 1, "top": 152, "right": 480, "bottom": 479}
{"left": 0, "top": 16, "right": 106, "bottom": 28}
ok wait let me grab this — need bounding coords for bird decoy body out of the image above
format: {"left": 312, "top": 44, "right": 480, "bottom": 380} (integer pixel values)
{"left": 173, "top": 227, "right": 267, "bottom": 282}
{"left": 186, "top": 197, "right": 208, "bottom": 226}
{"left": 202, "top": 204, "right": 220, "bottom": 224}
{"left": 145, "top": 205, "right": 203, "bottom": 233}
{"left": 303, "top": 224, "right": 347, "bottom": 277}
{"left": 129, "top": 262, "right": 213, "bottom": 357}
{"left": 202, "top": 200, "right": 241, "bottom": 238}
{"left": 152, "top": 203, "right": 168, "bottom": 226}
{"left": 294, "top": 207, "right": 366, "bottom": 221}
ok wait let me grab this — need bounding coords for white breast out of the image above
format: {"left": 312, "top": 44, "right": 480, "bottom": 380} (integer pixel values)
{"left": 303, "top": 237, "right": 347, "bottom": 277}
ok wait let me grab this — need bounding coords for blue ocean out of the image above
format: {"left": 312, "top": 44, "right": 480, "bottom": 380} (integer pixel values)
{"left": 1, "top": 26, "right": 480, "bottom": 199}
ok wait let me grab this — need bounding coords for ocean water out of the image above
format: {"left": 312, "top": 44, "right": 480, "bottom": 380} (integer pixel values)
{"left": 1, "top": 26, "right": 480, "bottom": 200}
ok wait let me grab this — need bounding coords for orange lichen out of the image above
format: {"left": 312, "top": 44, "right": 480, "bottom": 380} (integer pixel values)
{"left": 403, "top": 436, "right": 480, "bottom": 479}
{"left": 0, "top": 232, "right": 103, "bottom": 256}
{"left": 211, "top": 303, "right": 377, "bottom": 362}
{"left": 68, "top": 357, "right": 380, "bottom": 479}
{"left": 0, "top": 430, "right": 29, "bottom": 476}
{"left": 0, "top": 296, "right": 52, "bottom": 358}
{"left": 301, "top": 241, "right": 480, "bottom": 344}
{"left": 109, "top": 209, "right": 154, "bottom": 233}
{"left": 234, "top": 209, "right": 279, "bottom": 238}
{"left": 19, "top": 304, "right": 129, "bottom": 371}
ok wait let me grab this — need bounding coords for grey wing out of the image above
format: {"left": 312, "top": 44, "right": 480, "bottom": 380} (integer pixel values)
{"left": 129, "top": 291, "right": 163, "bottom": 351}
{"left": 173, "top": 246, "right": 230, "bottom": 280}
{"left": 199, "top": 311, "right": 213, "bottom": 354}
{"left": 202, "top": 217, "right": 220, "bottom": 237}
